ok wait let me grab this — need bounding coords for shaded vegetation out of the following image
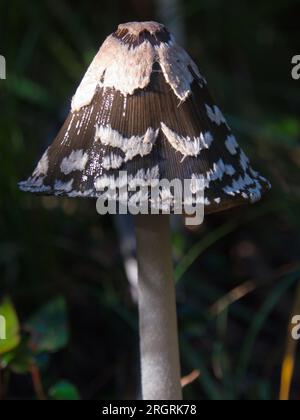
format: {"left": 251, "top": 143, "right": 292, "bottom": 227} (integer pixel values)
{"left": 0, "top": 0, "right": 300, "bottom": 400}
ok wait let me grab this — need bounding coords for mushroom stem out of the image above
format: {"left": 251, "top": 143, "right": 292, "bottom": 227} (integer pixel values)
{"left": 135, "top": 214, "right": 182, "bottom": 400}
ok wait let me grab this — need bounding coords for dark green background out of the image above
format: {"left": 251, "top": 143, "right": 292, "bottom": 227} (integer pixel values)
{"left": 0, "top": 0, "right": 299, "bottom": 400}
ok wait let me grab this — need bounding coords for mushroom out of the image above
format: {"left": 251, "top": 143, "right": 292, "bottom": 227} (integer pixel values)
{"left": 19, "top": 21, "right": 271, "bottom": 400}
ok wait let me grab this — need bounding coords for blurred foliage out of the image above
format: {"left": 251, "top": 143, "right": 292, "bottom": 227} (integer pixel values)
{"left": 49, "top": 380, "right": 81, "bottom": 401}
{"left": 0, "top": 295, "right": 75, "bottom": 399}
{"left": 26, "top": 296, "right": 69, "bottom": 353}
{"left": 0, "top": 297, "right": 20, "bottom": 354}
{"left": 0, "top": 0, "right": 300, "bottom": 400}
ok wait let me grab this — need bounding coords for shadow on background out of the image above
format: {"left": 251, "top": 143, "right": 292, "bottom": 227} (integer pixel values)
{"left": 0, "top": 0, "right": 299, "bottom": 400}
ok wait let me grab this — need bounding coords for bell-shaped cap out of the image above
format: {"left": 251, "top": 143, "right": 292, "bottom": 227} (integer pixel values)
{"left": 19, "top": 21, "right": 270, "bottom": 214}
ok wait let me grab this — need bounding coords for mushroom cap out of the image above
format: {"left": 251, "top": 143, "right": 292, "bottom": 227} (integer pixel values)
{"left": 19, "top": 21, "right": 271, "bottom": 214}
{"left": 117, "top": 21, "right": 165, "bottom": 37}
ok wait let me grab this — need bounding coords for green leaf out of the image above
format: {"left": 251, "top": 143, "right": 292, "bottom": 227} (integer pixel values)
{"left": 26, "top": 297, "right": 69, "bottom": 353}
{"left": 49, "top": 380, "right": 81, "bottom": 400}
{"left": 0, "top": 350, "right": 16, "bottom": 368}
{"left": 8, "top": 342, "right": 34, "bottom": 374}
{"left": 0, "top": 297, "right": 21, "bottom": 355}
{"left": 175, "top": 222, "right": 237, "bottom": 282}
{"left": 1, "top": 341, "right": 49, "bottom": 374}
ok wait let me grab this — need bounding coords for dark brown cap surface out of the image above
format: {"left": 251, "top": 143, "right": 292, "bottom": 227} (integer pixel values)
{"left": 19, "top": 21, "right": 271, "bottom": 214}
